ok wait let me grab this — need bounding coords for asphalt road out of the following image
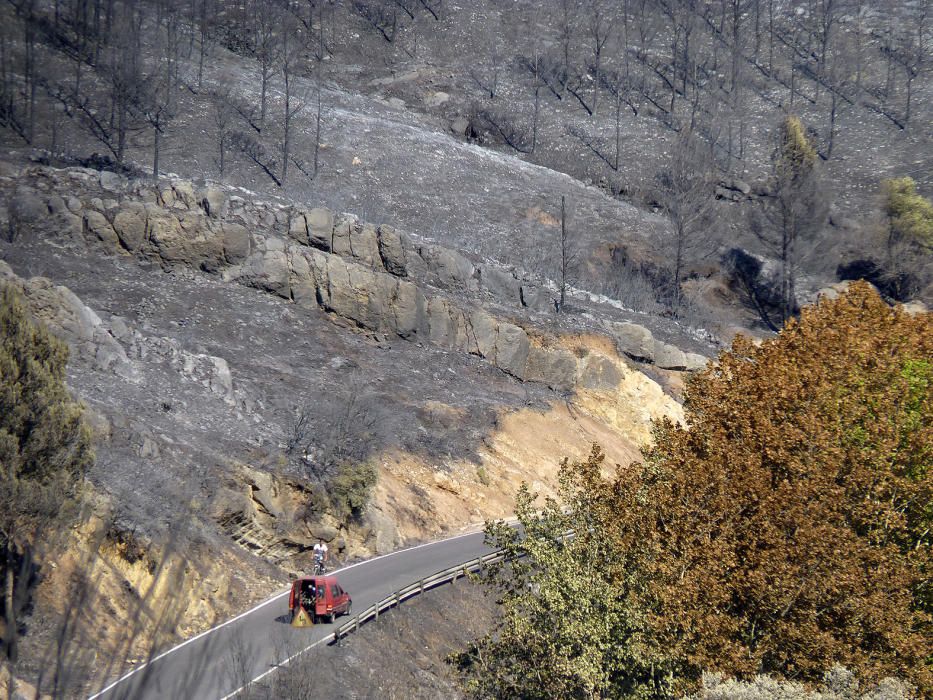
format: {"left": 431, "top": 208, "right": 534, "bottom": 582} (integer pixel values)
{"left": 88, "top": 531, "right": 492, "bottom": 700}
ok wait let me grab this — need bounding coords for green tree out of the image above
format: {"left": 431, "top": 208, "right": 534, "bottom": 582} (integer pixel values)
{"left": 0, "top": 284, "right": 92, "bottom": 663}
{"left": 879, "top": 176, "right": 933, "bottom": 300}
{"left": 463, "top": 283, "right": 931, "bottom": 698}
{"left": 456, "top": 449, "right": 678, "bottom": 700}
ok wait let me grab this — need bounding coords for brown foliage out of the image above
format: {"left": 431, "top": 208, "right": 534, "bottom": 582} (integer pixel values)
{"left": 607, "top": 281, "right": 931, "bottom": 692}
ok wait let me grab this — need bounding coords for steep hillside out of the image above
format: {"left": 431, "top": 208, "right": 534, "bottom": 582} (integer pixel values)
{"left": 0, "top": 0, "right": 928, "bottom": 694}
{"left": 0, "top": 158, "right": 696, "bottom": 692}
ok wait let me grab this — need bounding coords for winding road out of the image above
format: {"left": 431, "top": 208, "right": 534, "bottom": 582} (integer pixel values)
{"left": 89, "top": 531, "right": 492, "bottom": 700}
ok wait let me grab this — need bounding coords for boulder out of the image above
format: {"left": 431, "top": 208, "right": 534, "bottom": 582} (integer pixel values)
{"left": 479, "top": 265, "right": 521, "bottom": 303}
{"left": 83, "top": 210, "right": 119, "bottom": 247}
{"left": 450, "top": 117, "right": 470, "bottom": 137}
{"left": 171, "top": 180, "right": 197, "bottom": 209}
{"left": 221, "top": 223, "right": 251, "bottom": 264}
{"left": 683, "top": 352, "right": 708, "bottom": 372}
{"left": 99, "top": 170, "right": 125, "bottom": 192}
{"left": 112, "top": 203, "right": 149, "bottom": 252}
{"left": 331, "top": 213, "right": 359, "bottom": 259}
{"left": 237, "top": 249, "right": 291, "bottom": 299}
{"left": 520, "top": 285, "right": 555, "bottom": 312}
{"left": 578, "top": 353, "right": 621, "bottom": 390}
{"left": 377, "top": 225, "right": 408, "bottom": 276}
{"left": 426, "top": 297, "right": 462, "bottom": 348}
{"left": 288, "top": 210, "right": 310, "bottom": 246}
{"left": 492, "top": 322, "right": 530, "bottom": 379}
{"left": 317, "top": 253, "right": 426, "bottom": 336}
{"left": 610, "top": 322, "right": 655, "bottom": 363}
{"left": 199, "top": 187, "right": 227, "bottom": 219}
{"left": 524, "top": 346, "right": 577, "bottom": 391}
{"left": 466, "top": 309, "right": 497, "bottom": 358}
{"left": 351, "top": 223, "right": 381, "bottom": 268}
{"left": 286, "top": 248, "right": 318, "bottom": 308}
{"left": 148, "top": 211, "right": 225, "bottom": 269}
{"left": 305, "top": 207, "right": 334, "bottom": 251}
{"left": 389, "top": 278, "right": 427, "bottom": 338}
{"left": 654, "top": 342, "right": 688, "bottom": 371}
{"left": 419, "top": 244, "right": 476, "bottom": 291}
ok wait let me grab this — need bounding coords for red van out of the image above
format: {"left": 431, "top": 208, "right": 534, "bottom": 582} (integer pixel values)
{"left": 289, "top": 575, "right": 352, "bottom": 624}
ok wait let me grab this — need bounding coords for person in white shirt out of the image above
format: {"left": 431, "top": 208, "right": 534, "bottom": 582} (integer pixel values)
{"left": 313, "top": 539, "right": 328, "bottom": 572}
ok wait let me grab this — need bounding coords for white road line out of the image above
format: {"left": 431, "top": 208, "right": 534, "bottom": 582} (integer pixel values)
{"left": 87, "top": 528, "right": 484, "bottom": 700}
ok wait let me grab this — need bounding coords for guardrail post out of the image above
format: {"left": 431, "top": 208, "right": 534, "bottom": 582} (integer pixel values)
{"left": 420, "top": 579, "right": 425, "bottom": 594}
{"left": 375, "top": 605, "right": 379, "bottom": 620}
{"left": 395, "top": 592, "right": 400, "bottom": 608}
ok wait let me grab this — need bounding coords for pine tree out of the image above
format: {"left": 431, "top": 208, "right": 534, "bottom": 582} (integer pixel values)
{"left": 0, "top": 284, "right": 92, "bottom": 663}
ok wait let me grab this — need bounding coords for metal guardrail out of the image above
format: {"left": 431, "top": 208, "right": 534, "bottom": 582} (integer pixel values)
{"left": 330, "top": 549, "right": 505, "bottom": 644}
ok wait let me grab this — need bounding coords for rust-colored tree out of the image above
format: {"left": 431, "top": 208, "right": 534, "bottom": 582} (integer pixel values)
{"left": 465, "top": 283, "right": 930, "bottom": 698}
{"left": 631, "top": 281, "right": 931, "bottom": 692}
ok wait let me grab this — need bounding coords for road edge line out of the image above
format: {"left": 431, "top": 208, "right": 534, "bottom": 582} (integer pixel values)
{"left": 87, "top": 527, "right": 485, "bottom": 700}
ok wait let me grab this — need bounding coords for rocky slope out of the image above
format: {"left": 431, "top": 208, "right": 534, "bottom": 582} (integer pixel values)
{"left": 0, "top": 157, "right": 706, "bottom": 689}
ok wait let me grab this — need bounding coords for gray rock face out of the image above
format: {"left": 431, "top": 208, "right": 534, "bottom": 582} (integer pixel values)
{"left": 1, "top": 271, "right": 134, "bottom": 378}
{"left": 492, "top": 322, "right": 531, "bottom": 379}
{"left": 305, "top": 207, "right": 334, "bottom": 251}
{"left": 520, "top": 285, "right": 555, "bottom": 312}
{"left": 147, "top": 210, "right": 225, "bottom": 270}
{"left": 610, "top": 322, "right": 655, "bottom": 362}
{"left": 83, "top": 210, "right": 118, "bottom": 247}
{"left": 425, "top": 297, "right": 464, "bottom": 348}
{"left": 314, "top": 251, "right": 427, "bottom": 336}
{"left": 99, "top": 171, "right": 125, "bottom": 192}
{"left": 419, "top": 244, "right": 476, "bottom": 291}
{"left": 654, "top": 342, "right": 688, "bottom": 371}
{"left": 353, "top": 223, "right": 382, "bottom": 268}
{"left": 376, "top": 225, "right": 407, "bottom": 276}
{"left": 221, "top": 223, "right": 251, "bottom": 264}
{"left": 200, "top": 187, "right": 227, "bottom": 219}
{"left": 112, "top": 204, "right": 149, "bottom": 252}
{"left": 236, "top": 249, "right": 291, "bottom": 299}
{"left": 578, "top": 354, "right": 621, "bottom": 390}
{"left": 524, "top": 346, "right": 577, "bottom": 391}
{"left": 683, "top": 352, "right": 708, "bottom": 372}
{"left": 479, "top": 265, "right": 521, "bottom": 303}
{"left": 10, "top": 188, "right": 48, "bottom": 228}
{"left": 331, "top": 213, "right": 359, "bottom": 259}
{"left": 288, "top": 210, "right": 310, "bottom": 246}
{"left": 4, "top": 165, "right": 707, "bottom": 407}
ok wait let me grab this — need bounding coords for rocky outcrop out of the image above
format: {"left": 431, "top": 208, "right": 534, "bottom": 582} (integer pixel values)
{"left": 524, "top": 346, "right": 577, "bottom": 391}
{"left": 0, "top": 261, "right": 238, "bottom": 405}
{"left": 0, "top": 260, "right": 134, "bottom": 378}
{"left": 607, "top": 320, "right": 707, "bottom": 371}
{"left": 2, "top": 163, "right": 708, "bottom": 388}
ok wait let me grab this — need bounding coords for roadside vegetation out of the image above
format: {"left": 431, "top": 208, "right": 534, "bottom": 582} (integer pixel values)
{"left": 459, "top": 283, "right": 931, "bottom": 698}
{"left": 0, "top": 284, "right": 92, "bottom": 666}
